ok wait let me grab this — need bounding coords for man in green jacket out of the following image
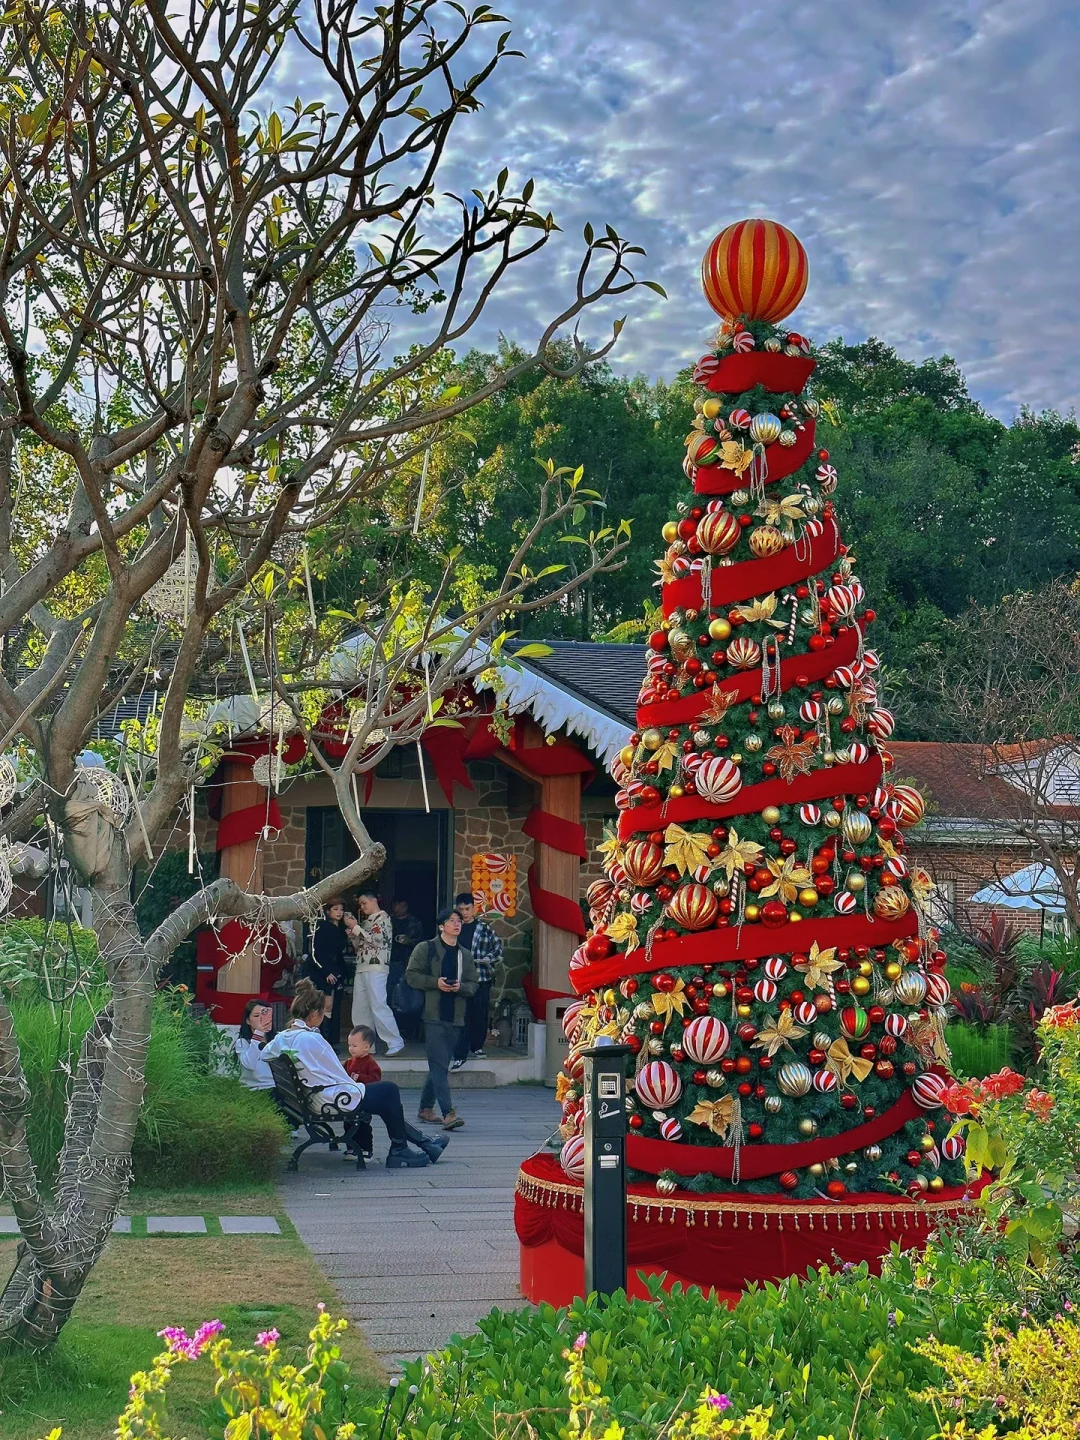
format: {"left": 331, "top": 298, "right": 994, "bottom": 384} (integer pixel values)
{"left": 406, "top": 907, "right": 479, "bottom": 1131}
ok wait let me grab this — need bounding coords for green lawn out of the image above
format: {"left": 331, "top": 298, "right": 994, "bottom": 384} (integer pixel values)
{"left": 0, "top": 1184, "right": 384, "bottom": 1440}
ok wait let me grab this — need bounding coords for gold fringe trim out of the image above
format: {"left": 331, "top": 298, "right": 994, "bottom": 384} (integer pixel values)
{"left": 517, "top": 1166, "right": 974, "bottom": 1232}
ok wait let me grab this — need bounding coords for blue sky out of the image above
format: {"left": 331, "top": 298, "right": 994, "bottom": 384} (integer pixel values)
{"left": 409, "top": 0, "right": 1078, "bottom": 420}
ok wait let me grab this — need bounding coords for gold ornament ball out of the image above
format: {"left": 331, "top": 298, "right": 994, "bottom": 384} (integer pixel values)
{"left": 641, "top": 728, "right": 663, "bottom": 751}
{"left": 777, "top": 1062, "right": 813, "bottom": 1097}
{"left": 731, "top": 752, "right": 743, "bottom": 764}
{"left": 603, "top": 988, "right": 618, "bottom": 1005}
{"left": 798, "top": 887, "right": 819, "bottom": 908}
{"left": 884, "top": 961, "right": 902, "bottom": 981}
{"left": 798, "top": 1117, "right": 817, "bottom": 1136}
{"left": 823, "top": 749, "right": 838, "bottom": 766}
{"left": 809, "top": 1162, "right": 826, "bottom": 1178}
{"left": 669, "top": 784, "right": 685, "bottom": 799}
{"left": 662, "top": 521, "right": 679, "bottom": 543}
{"left": 745, "top": 734, "right": 764, "bottom": 753}
{"left": 846, "top": 873, "right": 866, "bottom": 893}
{"left": 928, "top": 1175, "right": 945, "bottom": 1193}
{"left": 814, "top": 1030, "right": 832, "bottom": 1050}
{"left": 744, "top": 905, "right": 760, "bottom": 923}
{"left": 763, "top": 336, "right": 783, "bottom": 352}
{"left": 705, "top": 1069, "right": 724, "bottom": 1088}
{"left": 737, "top": 1002, "right": 753, "bottom": 1018}
{"left": 873, "top": 888, "right": 911, "bottom": 921}
{"left": 701, "top": 397, "right": 724, "bottom": 420}
{"left": 620, "top": 744, "right": 635, "bottom": 769}
{"left": 761, "top": 805, "right": 781, "bottom": 825}
{"left": 712, "top": 981, "right": 730, "bottom": 998}
{"left": 824, "top": 811, "right": 843, "bottom": 830}
{"left": 842, "top": 811, "right": 873, "bottom": 845}
{"left": 858, "top": 960, "right": 873, "bottom": 977}
{"left": 708, "top": 617, "right": 732, "bottom": 641}
{"left": 779, "top": 430, "right": 797, "bottom": 448}
{"left": 919, "top": 1132, "right": 937, "bottom": 1153}
{"left": 834, "top": 747, "right": 852, "bottom": 766}
{"left": 731, "top": 488, "right": 750, "bottom": 505}
{"left": 863, "top": 1144, "right": 882, "bottom": 1162}
{"left": 693, "top": 729, "right": 711, "bottom": 746}
{"left": 647, "top": 1037, "right": 665, "bottom": 1055}
{"left": 910, "top": 1174, "right": 929, "bottom": 1193}
{"left": 851, "top": 976, "right": 871, "bottom": 996}
{"left": 827, "top": 697, "right": 845, "bottom": 715}
{"left": 764, "top": 1095, "right": 783, "bottom": 1114}
{"left": 656, "top": 1175, "right": 678, "bottom": 1196}
{"left": 767, "top": 699, "right": 785, "bottom": 720}
{"left": 634, "top": 1002, "right": 653, "bottom": 1020}
{"left": 668, "top": 628, "right": 694, "bottom": 661}
{"left": 749, "top": 525, "right": 785, "bottom": 558}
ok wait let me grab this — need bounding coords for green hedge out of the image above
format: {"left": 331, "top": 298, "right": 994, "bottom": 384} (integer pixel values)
{"left": 948, "top": 1021, "right": 1013, "bottom": 1078}
{"left": 132, "top": 1077, "right": 289, "bottom": 1187}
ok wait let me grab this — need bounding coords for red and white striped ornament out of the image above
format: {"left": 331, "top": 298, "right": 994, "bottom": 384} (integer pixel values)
{"left": 925, "top": 973, "right": 952, "bottom": 1007}
{"left": 753, "top": 978, "right": 778, "bottom": 1004}
{"left": 941, "top": 1133, "right": 965, "bottom": 1161}
{"left": 798, "top": 803, "right": 822, "bottom": 826}
{"left": 696, "top": 509, "right": 741, "bottom": 556}
{"left": 885, "top": 856, "right": 909, "bottom": 880}
{"left": 873, "top": 785, "right": 891, "bottom": 809}
{"left": 630, "top": 891, "right": 653, "bottom": 916}
{"left": 764, "top": 956, "right": 788, "bottom": 981}
{"left": 692, "top": 355, "right": 720, "bottom": 383}
{"left": 728, "top": 407, "right": 752, "bottom": 429}
{"left": 731, "top": 329, "right": 756, "bottom": 353}
{"left": 695, "top": 755, "right": 743, "bottom": 805}
{"left": 848, "top": 741, "right": 870, "bottom": 764}
{"left": 812, "top": 1069, "right": 838, "bottom": 1093}
{"left": 834, "top": 891, "right": 858, "bottom": 915}
{"left": 615, "top": 789, "right": 632, "bottom": 811}
{"left": 912, "top": 1072, "right": 948, "bottom": 1109}
{"left": 683, "top": 1016, "right": 731, "bottom": 1064}
{"left": 832, "top": 665, "right": 857, "bottom": 689}
{"left": 800, "top": 699, "right": 824, "bottom": 724}
{"left": 868, "top": 708, "right": 895, "bottom": 740}
{"left": 816, "top": 463, "right": 838, "bottom": 491}
{"left": 570, "top": 945, "right": 590, "bottom": 972}
{"left": 884, "top": 1012, "right": 908, "bottom": 1039}
{"left": 659, "top": 1116, "right": 683, "bottom": 1141}
{"left": 892, "top": 784, "right": 926, "bottom": 828}
{"left": 861, "top": 649, "right": 881, "bottom": 671}
{"left": 635, "top": 1060, "right": 683, "bottom": 1109}
{"left": 795, "top": 1001, "right": 819, "bottom": 1026}
{"left": 726, "top": 636, "right": 762, "bottom": 670}
{"left": 562, "top": 1000, "right": 587, "bottom": 1041}
{"left": 826, "top": 584, "right": 859, "bottom": 620}
{"left": 560, "top": 1135, "right": 586, "bottom": 1180}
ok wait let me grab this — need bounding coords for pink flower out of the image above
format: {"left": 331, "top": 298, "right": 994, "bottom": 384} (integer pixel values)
{"left": 256, "top": 1328, "right": 280, "bottom": 1349}
{"left": 159, "top": 1320, "right": 224, "bottom": 1359}
{"left": 573, "top": 1332, "right": 588, "bottom": 1352}
{"left": 190, "top": 1320, "right": 225, "bottom": 1355}
{"left": 707, "top": 1394, "right": 732, "bottom": 1411}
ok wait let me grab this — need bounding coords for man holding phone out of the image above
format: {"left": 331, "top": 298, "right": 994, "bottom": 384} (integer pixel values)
{"left": 405, "top": 907, "right": 478, "bottom": 1131}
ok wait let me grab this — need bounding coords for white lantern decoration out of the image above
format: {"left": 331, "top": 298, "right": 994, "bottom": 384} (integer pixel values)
{"left": 77, "top": 765, "right": 132, "bottom": 825}
{"left": 0, "top": 756, "right": 17, "bottom": 809}
{"left": 251, "top": 754, "right": 274, "bottom": 788}
{"left": 144, "top": 553, "right": 217, "bottom": 619}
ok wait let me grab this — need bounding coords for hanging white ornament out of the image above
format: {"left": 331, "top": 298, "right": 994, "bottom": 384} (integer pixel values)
{"left": 0, "top": 755, "right": 17, "bottom": 809}
{"left": 0, "top": 846, "right": 13, "bottom": 915}
{"left": 251, "top": 754, "right": 274, "bottom": 788}
{"left": 145, "top": 551, "right": 217, "bottom": 619}
{"left": 76, "top": 765, "right": 132, "bottom": 825}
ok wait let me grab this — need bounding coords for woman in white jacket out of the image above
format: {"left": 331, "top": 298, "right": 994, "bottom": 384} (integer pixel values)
{"left": 235, "top": 1000, "right": 278, "bottom": 1091}
{"left": 262, "top": 981, "right": 444, "bottom": 1169}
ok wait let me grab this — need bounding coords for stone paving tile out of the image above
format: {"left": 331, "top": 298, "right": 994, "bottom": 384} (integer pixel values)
{"left": 219, "top": 1216, "right": 281, "bottom": 1234}
{"left": 279, "top": 1087, "right": 553, "bottom": 1368}
{"left": 112, "top": 1216, "right": 133, "bottom": 1233}
{"left": 147, "top": 1215, "right": 208, "bottom": 1234}
{"left": 0, "top": 1216, "right": 19, "bottom": 1233}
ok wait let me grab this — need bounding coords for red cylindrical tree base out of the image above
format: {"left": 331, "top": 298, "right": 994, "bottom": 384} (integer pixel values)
{"left": 516, "top": 1152, "right": 981, "bottom": 1307}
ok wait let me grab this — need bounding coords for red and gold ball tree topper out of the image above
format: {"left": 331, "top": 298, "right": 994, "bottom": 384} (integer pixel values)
{"left": 702, "top": 218, "right": 808, "bottom": 323}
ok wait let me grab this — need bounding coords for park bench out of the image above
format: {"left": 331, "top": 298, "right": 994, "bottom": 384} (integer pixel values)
{"left": 267, "top": 1054, "right": 373, "bottom": 1172}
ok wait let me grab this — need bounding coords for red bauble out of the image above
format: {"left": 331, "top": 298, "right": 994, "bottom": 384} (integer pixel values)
{"left": 629, "top": 1114, "right": 643, "bottom": 1129}
{"left": 584, "top": 933, "right": 613, "bottom": 961}
{"left": 779, "top": 1171, "right": 799, "bottom": 1191}
{"left": 747, "top": 1122, "right": 764, "bottom": 1140}
{"left": 826, "top": 1179, "right": 847, "bottom": 1198}
{"left": 653, "top": 972, "right": 675, "bottom": 992}
{"left": 840, "top": 1093, "right": 858, "bottom": 1110}
{"left": 760, "top": 900, "right": 788, "bottom": 928}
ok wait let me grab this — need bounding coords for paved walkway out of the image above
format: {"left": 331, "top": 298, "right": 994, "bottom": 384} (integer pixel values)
{"left": 277, "top": 1086, "right": 555, "bottom": 1371}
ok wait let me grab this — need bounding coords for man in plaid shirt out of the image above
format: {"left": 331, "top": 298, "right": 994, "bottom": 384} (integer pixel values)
{"left": 451, "top": 891, "right": 503, "bottom": 1067}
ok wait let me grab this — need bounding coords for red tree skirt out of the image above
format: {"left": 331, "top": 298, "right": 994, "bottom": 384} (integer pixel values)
{"left": 515, "top": 1151, "right": 982, "bottom": 1306}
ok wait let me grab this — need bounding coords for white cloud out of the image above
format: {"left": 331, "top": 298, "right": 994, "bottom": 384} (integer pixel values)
{"left": 401, "top": 0, "right": 1078, "bottom": 418}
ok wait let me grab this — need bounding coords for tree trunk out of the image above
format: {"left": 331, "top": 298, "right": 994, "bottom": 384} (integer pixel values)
{"left": 0, "top": 795, "right": 153, "bottom": 1347}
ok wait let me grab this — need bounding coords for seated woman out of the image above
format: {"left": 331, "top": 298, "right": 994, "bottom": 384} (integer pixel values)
{"left": 262, "top": 980, "right": 446, "bottom": 1169}
{"left": 235, "top": 1000, "right": 277, "bottom": 1092}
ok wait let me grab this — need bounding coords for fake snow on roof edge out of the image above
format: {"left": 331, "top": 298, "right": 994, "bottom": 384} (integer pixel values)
{"left": 477, "top": 660, "right": 628, "bottom": 767}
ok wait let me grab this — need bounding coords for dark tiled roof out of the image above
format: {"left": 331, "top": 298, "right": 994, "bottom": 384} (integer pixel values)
{"left": 517, "top": 641, "right": 645, "bottom": 729}
{"left": 890, "top": 741, "right": 1080, "bottom": 823}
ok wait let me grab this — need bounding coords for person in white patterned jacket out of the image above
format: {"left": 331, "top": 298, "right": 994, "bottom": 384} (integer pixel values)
{"left": 350, "top": 889, "right": 404, "bottom": 1055}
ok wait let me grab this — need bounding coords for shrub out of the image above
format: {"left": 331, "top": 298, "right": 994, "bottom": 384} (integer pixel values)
{"left": 948, "top": 1022, "right": 1013, "bottom": 1078}
{"left": 132, "top": 1077, "right": 289, "bottom": 1187}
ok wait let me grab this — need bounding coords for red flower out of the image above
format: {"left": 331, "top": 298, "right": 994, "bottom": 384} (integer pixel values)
{"left": 941, "top": 1081, "right": 982, "bottom": 1116}
{"left": 979, "top": 1068, "right": 1025, "bottom": 1100}
{"left": 1043, "top": 1002, "right": 1080, "bottom": 1029}
{"left": 1025, "top": 1088, "right": 1055, "bottom": 1120}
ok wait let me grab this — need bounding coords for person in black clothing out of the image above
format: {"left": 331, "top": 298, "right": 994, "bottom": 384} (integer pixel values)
{"left": 305, "top": 899, "right": 355, "bottom": 1044}
{"left": 389, "top": 898, "right": 424, "bottom": 1042}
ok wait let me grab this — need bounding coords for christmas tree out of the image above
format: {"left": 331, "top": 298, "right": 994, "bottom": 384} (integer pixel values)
{"left": 560, "top": 219, "right": 963, "bottom": 1202}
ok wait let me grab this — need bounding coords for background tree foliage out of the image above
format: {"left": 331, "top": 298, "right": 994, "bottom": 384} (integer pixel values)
{"left": 355, "top": 335, "right": 1079, "bottom": 737}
